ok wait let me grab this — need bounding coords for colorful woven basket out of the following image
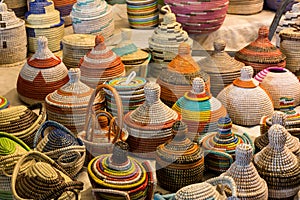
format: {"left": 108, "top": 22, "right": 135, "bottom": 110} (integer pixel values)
{"left": 79, "top": 35, "right": 125, "bottom": 88}
{"left": 25, "top": 0, "right": 64, "bottom": 54}
{"left": 70, "top": 0, "right": 114, "bottom": 39}
{"left": 52, "top": 0, "right": 77, "bottom": 26}
{"left": 157, "top": 43, "right": 210, "bottom": 107}
{"left": 254, "top": 67, "right": 300, "bottom": 109}
{"left": 199, "top": 116, "right": 254, "bottom": 173}
{"left": 253, "top": 124, "right": 300, "bottom": 199}
{"left": 164, "top": 0, "right": 229, "bottom": 34}
{"left": 148, "top": 5, "right": 193, "bottom": 77}
{"left": 0, "top": 2, "right": 27, "bottom": 68}
{"left": 155, "top": 121, "right": 205, "bottom": 192}
{"left": 222, "top": 144, "right": 268, "bottom": 199}
{"left": 45, "top": 68, "right": 100, "bottom": 134}
{"left": 0, "top": 103, "right": 46, "bottom": 148}
{"left": 172, "top": 77, "right": 227, "bottom": 141}
{"left": 3, "top": 0, "right": 27, "bottom": 18}
{"left": 17, "top": 36, "right": 69, "bottom": 105}
{"left": 11, "top": 151, "right": 84, "bottom": 200}
{"left": 0, "top": 96, "right": 9, "bottom": 110}
{"left": 124, "top": 82, "right": 181, "bottom": 159}
{"left": 235, "top": 26, "right": 286, "bottom": 76}
{"left": 217, "top": 66, "right": 274, "bottom": 126}
{"left": 0, "top": 132, "right": 30, "bottom": 200}
{"left": 227, "top": 0, "right": 263, "bottom": 15}
{"left": 88, "top": 141, "right": 156, "bottom": 200}
{"left": 199, "top": 39, "right": 244, "bottom": 97}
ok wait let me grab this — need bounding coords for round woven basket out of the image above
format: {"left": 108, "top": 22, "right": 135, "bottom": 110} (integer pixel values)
{"left": 0, "top": 2, "right": 27, "bottom": 68}
{"left": 3, "top": 0, "right": 27, "bottom": 18}
{"left": 17, "top": 36, "right": 69, "bottom": 105}
{"left": 253, "top": 124, "right": 300, "bottom": 200}
{"left": 52, "top": 0, "right": 77, "bottom": 26}
{"left": 217, "top": 66, "right": 274, "bottom": 126}
{"left": 0, "top": 96, "right": 10, "bottom": 110}
{"left": 265, "top": 0, "right": 295, "bottom": 11}
{"left": 227, "top": 0, "right": 263, "bottom": 15}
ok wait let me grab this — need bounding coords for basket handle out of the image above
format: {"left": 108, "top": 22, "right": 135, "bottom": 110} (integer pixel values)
{"left": 92, "top": 188, "right": 130, "bottom": 200}
{"left": 57, "top": 150, "right": 82, "bottom": 168}
{"left": 142, "top": 161, "right": 156, "bottom": 200}
{"left": 203, "top": 150, "right": 234, "bottom": 165}
{"left": 0, "top": 132, "right": 30, "bottom": 151}
{"left": 206, "top": 175, "right": 238, "bottom": 198}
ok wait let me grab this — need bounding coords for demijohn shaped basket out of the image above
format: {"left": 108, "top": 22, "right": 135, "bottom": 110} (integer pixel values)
{"left": 254, "top": 67, "right": 300, "bottom": 109}
{"left": 217, "top": 66, "right": 274, "bottom": 126}
{"left": 17, "top": 36, "right": 69, "bottom": 105}
{"left": 253, "top": 124, "right": 300, "bottom": 199}
{"left": 199, "top": 116, "right": 254, "bottom": 173}
{"left": 33, "top": 120, "right": 86, "bottom": 178}
{"left": 0, "top": 132, "right": 30, "bottom": 200}
{"left": 11, "top": 151, "right": 84, "bottom": 200}
{"left": 88, "top": 141, "right": 156, "bottom": 200}
{"left": 0, "top": 1, "right": 27, "bottom": 68}
{"left": 155, "top": 120, "right": 205, "bottom": 192}
{"left": 0, "top": 103, "right": 46, "bottom": 148}
{"left": 227, "top": 0, "right": 263, "bottom": 15}
{"left": 222, "top": 144, "right": 268, "bottom": 199}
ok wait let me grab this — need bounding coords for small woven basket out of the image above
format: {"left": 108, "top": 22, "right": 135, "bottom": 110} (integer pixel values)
{"left": 227, "top": 0, "right": 263, "bottom": 15}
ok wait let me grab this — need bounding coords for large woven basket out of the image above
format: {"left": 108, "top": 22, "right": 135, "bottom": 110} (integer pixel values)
{"left": 0, "top": 103, "right": 46, "bottom": 148}
{"left": 11, "top": 151, "right": 84, "bottom": 200}
{"left": 227, "top": 0, "right": 263, "bottom": 15}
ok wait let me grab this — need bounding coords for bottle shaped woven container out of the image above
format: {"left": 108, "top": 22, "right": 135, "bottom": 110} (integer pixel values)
{"left": 112, "top": 29, "right": 151, "bottom": 77}
{"left": 199, "top": 39, "right": 244, "bottom": 97}
{"left": 199, "top": 116, "right": 254, "bottom": 173}
{"left": 52, "top": 0, "right": 77, "bottom": 26}
{"left": 235, "top": 26, "right": 286, "bottom": 76}
{"left": 155, "top": 121, "right": 205, "bottom": 192}
{"left": 222, "top": 144, "right": 268, "bottom": 199}
{"left": 62, "top": 34, "right": 95, "bottom": 69}
{"left": 0, "top": 96, "right": 9, "bottom": 110}
{"left": 11, "top": 151, "right": 84, "bottom": 200}
{"left": 70, "top": 0, "right": 114, "bottom": 39}
{"left": 148, "top": 5, "right": 193, "bottom": 77}
{"left": 0, "top": 132, "right": 30, "bottom": 200}
{"left": 157, "top": 43, "right": 210, "bottom": 107}
{"left": 254, "top": 67, "right": 300, "bottom": 109}
{"left": 33, "top": 120, "right": 86, "bottom": 178}
{"left": 217, "top": 66, "right": 274, "bottom": 126}
{"left": 164, "top": 0, "right": 229, "bottom": 34}
{"left": 4, "top": 0, "right": 27, "bottom": 18}
{"left": 25, "top": 0, "right": 64, "bottom": 54}
{"left": 0, "top": 103, "right": 46, "bottom": 148}
{"left": 253, "top": 124, "right": 300, "bottom": 199}
{"left": 88, "top": 141, "right": 156, "bottom": 200}
{"left": 17, "top": 36, "right": 69, "bottom": 105}
{"left": 79, "top": 35, "right": 125, "bottom": 88}
{"left": 172, "top": 77, "right": 227, "bottom": 141}
{"left": 227, "top": 0, "right": 263, "bottom": 15}
{"left": 0, "top": 2, "right": 27, "bottom": 68}
{"left": 124, "top": 82, "right": 181, "bottom": 159}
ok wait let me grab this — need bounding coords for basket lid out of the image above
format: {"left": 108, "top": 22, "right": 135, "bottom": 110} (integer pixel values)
{"left": 70, "top": 0, "right": 111, "bottom": 20}
{"left": 0, "top": 1, "right": 24, "bottom": 29}
{"left": 280, "top": 27, "right": 300, "bottom": 40}
{"left": 233, "top": 66, "right": 259, "bottom": 88}
{"left": 62, "top": 34, "right": 95, "bottom": 47}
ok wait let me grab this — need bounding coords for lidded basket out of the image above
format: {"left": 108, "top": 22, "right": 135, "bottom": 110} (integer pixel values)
{"left": 217, "top": 66, "right": 274, "bottom": 126}
{"left": 79, "top": 35, "right": 125, "bottom": 88}
{"left": 172, "top": 77, "right": 227, "bottom": 141}
{"left": 199, "top": 116, "right": 253, "bottom": 173}
{"left": 87, "top": 141, "right": 156, "bottom": 200}
{"left": 199, "top": 39, "right": 244, "bottom": 96}
{"left": 52, "top": 0, "right": 77, "bottom": 26}
{"left": 17, "top": 36, "right": 69, "bottom": 105}
{"left": 227, "top": 0, "right": 263, "bottom": 15}
{"left": 155, "top": 120, "right": 205, "bottom": 192}
{"left": 0, "top": 1, "right": 27, "bottom": 68}
{"left": 124, "top": 82, "right": 181, "bottom": 159}
{"left": 3, "top": 0, "right": 27, "bottom": 18}
{"left": 235, "top": 26, "right": 286, "bottom": 76}
{"left": 157, "top": 42, "right": 210, "bottom": 107}
{"left": 253, "top": 124, "right": 300, "bottom": 199}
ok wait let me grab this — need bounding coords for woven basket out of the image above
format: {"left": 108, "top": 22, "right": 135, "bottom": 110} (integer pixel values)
{"left": 157, "top": 42, "right": 211, "bottom": 107}
{"left": 199, "top": 116, "right": 254, "bottom": 174}
{"left": 3, "top": 0, "right": 27, "bottom": 18}
{"left": 164, "top": 0, "right": 229, "bottom": 34}
{"left": 79, "top": 35, "right": 126, "bottom": 88}
{"left": 0, "top": 96, "right": 10, "bottom": 110}
{"left": 0, "top": 132, "right": 30, "bottom": 200}
{"left": 11, "top": 151, "right": 84, "bottom": 200}
{"left": 33, "top": 120, "right": 86, "bottom": 178}
{"left": 88, "top": 141, "right": 156, "bottom": 200}
{"left": 25, "top": 0, "right": 64, "bottom": 53}
{"left": 217, "top": 66, "right": 274, "bottom": 126}
{"left": 172, "top": 77, "right": 227, "bottom": 141}
{"left": 222, "top": 144, "right": 268, "bottom": 199}
{"left": 52, "top": 0, "right": 77, "bottom": 26}
{"left": 253, "top": 124, "right": 300, "bottom": 199}
{"left": 0, "top": 103, "right": 46, "bottom": 148}
{"left": 70, "top": 0, "right": 114, "bottom": 39}
{"left": 227, "top": 0, "right": 263, "bottom": 15}
{"left": 254, "top": 67, "right": 300, "bottom": 109}
{"left": 235, "top": 26, "right": 286, "bottom": 76}
{"left": 199, "top": 39, "right": 244, "bottom": 97}
{"left": 17, "top": 36, "right": 69, "bottom": 105}
{"left": 265, "top": 0, "right": 295, "bottom": 11}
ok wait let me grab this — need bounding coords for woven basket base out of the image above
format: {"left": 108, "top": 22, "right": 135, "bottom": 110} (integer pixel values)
{"left": 0, "top": 59, "right": 26, "bottom": 68}
{"left": 18, "top": 94, "right": 44, "bottom": 105}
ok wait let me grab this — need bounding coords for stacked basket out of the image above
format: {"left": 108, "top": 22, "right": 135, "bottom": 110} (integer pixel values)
{"left": 52, "top": 0, "right": 77, "bottom": 26}
{"left": 227, "top": 0, "right": 264, "bottom": 15}
{"left": 3, "top": 0, "right": 27, "bottom": 18}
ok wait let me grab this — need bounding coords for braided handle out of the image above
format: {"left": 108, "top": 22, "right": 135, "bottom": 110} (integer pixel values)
{"left": 142, "top": 161, "right": 156, "bottom": 200}
{"left": 204, "top": 150, "right": 234, "bottom": 164}
{"left": 92, "top": 188, "right": 130, "bottom": 200}
{"left": 206, "top": 175, "right": 238, "bottom": 198}
{"left": 57, "top": 150, "right": 82, "bottom": 168}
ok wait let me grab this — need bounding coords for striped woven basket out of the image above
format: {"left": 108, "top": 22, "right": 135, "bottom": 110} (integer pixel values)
{"left": 0, "top": 96, "right": 10, "bottom": 110}
{"left": 52, "top": 0, "right": 77, "bottom": 26}
{"left": 0, "top": 103, "right": 46, "bottom": 148}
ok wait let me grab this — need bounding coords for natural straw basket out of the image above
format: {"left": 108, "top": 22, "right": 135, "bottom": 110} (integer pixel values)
{"left": 3, "top": 0, "right": 27, "bottom": 18}
{"left": 227, "top": 0, "right": 263, "bottom": 15}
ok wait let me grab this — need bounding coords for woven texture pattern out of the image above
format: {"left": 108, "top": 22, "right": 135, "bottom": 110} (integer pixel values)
{"left": 53, "top": 0, "right": 77, "bottom": 26}
{"left": 228, "top": 0, "right": 263, "bottom": 14}
{"left": 0, "top": 96, "right": 10, "bottom": 110}
{"left": 3, "top": 0, "right": 27, "bottom": 18}
{"left": 265, "top": 0, "right": 295, "bottom": 11}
